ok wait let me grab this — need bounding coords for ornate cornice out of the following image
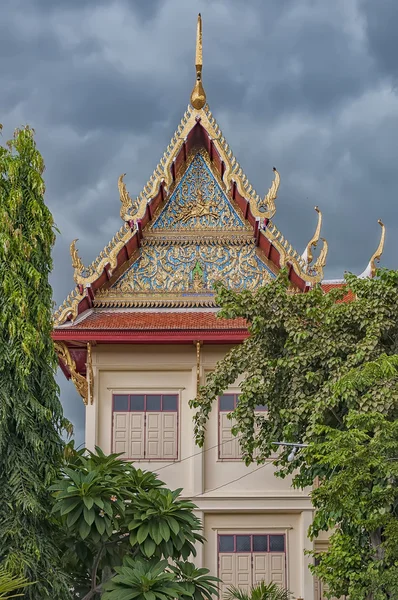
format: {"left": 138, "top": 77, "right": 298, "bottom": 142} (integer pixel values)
{"left": 69, "top": 222, "right": 133, "bottom": 288}
{"left": 54, "top": 341, "right": 92, "bottom": 405}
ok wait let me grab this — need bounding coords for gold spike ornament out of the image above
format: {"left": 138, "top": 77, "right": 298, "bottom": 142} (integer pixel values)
{"left": 190, "top": 14, "right": 206, "bottom": 110}
{"left": 369, "top": 219, "right": 385, "bottom": 277}
{"left": 70, "top": 239, "right": 85, "bottom": 283}
{"left": 118, "top": 173, "right": 147, "bottom": 222}
{"left": 249, "top": 167, "right": 280, "bottom": 220}
{"left": 313, "top": 237, "right": 328, "bottom": 271}
{"left": 304, "top": 206, "right": 322, "bottom": 265}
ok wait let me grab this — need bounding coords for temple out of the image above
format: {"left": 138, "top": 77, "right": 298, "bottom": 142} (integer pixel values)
{"left": 53, "top": 15, "right": 385, "bottom": 600}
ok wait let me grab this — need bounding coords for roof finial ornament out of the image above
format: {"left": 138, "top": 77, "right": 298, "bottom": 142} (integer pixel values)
{"left": 359, "top": 219, "right": 386, "bottom": 278}
{"left": 190, "top": 14, "right": 206, "bottom": 110}
{"left": 249, "top": 167, "right": 280, "bottom": 220}
{"left": 302, "top": 206, "right": 322, "bottom": 265}
{"left": 118, "top": 173, "right": 147, "bottom": 222}
{"left": 313, "top": 237, "right": 328, "bottom": 272}
{"left": 70, "top": 239, "right": 85, "bottom": 283}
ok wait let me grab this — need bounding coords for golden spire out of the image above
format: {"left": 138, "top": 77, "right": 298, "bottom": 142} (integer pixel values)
{"left": 190, "top": 14, "right": 206, "bottom": 110}
{"left": 359, "top": 219, "right": 386, "bottom": 278}
{"left": 303, "top": 206, "right": 322, "bottom": 265}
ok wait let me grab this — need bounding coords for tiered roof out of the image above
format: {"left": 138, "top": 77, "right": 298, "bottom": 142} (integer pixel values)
{"left": 53, "top": 15, "right": 385, "bottom": 405}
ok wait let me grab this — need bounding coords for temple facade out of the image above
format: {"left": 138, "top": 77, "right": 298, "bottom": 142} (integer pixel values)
{"left": 53, "top": 15, "right": 385, "bottom": 600}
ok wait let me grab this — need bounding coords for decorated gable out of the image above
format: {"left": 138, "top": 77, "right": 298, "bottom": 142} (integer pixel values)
{"left": 95, "top": 151, "right": 276, "bottom": 308}
{"left": 151, "top": 152, "right": 245, "bottom": 231}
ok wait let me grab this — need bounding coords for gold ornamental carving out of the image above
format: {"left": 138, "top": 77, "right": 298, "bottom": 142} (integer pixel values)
{"left": 303, "top": 206, "right": 322, "bottom": 266}
{"left": 68, "top": 223, "right": 132, "bottom": 288}
{"left": 174, "top": 189, "right": 218, "bottom": 225}
{"left": 55, "top": 342, "right": 92, "bottom": 405}
{"left": 118, "top": 173, "right": 147, "bottom": 222}
{"left": 108, "top": 242, "right": 272, "bottom": 297}
{"left": 359, "top": 219, "right": 386, "bottom": 278}
{"left": 249, "top": 167, "right": 280, "bottom": 220}
{"left": 369, "top": 219, "right": 385, "bottom": 278}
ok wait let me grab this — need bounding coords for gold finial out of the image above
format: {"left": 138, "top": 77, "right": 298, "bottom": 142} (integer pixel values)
{"left": 190, "top": 14, "right": 206, "bottom": 110}
{"left": 313, "top": 237, "right": 328, "bottom": 271}
{"left": 303, "top": 206, "right": 322, "bottom": 265}
{"left": 359, "top": 219, "right": 385, "bottom": 278}
{"left": 70, "top": 239, "right": 85, "bottom": 282}
{"left": 250, "top": 167, "right": 280, "bottom": 220}
{"left": 369, "top": 219, "right": 385, "bottom": 277}
{"left": 118, "top": 173, "right": 133, "bottom": 220}
{"left": 118, "top": 173, "right": 147, "bottom": 222}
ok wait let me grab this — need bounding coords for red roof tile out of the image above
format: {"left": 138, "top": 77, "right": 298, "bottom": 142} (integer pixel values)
{"left": 64, "top": 311, "right": 248, "bottom": 331}
{"left": 321, "top": 282, "right": 355, "bottom": 302}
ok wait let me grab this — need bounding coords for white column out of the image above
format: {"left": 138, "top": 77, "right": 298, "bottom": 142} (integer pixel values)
{"left": 299, "top": 509, "right": 315, "bottom": 600}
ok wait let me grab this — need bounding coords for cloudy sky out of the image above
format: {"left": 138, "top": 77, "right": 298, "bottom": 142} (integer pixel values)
{"left": 2, "top": 0, "right": 397, "bottom": 445}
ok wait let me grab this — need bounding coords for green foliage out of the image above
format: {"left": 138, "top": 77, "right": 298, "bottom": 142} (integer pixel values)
{"left": 0, "top": 565, "right": 34, "bottom": 599}
{"left": 223, "top": 581, "right": 291, "bottom": 600}
{"left": 51, "top": 448, "right": 215, "bottom": 600}
{"left": 0, "top": 126, "right": 71, "bottom": 598}
{"left": 169, "top": 560, "right": 219, "bottom": 600}
{"left": 102, "top": 557, "right": 219, "bottom": 600}
{"left": 190, "top": 268, "right": 398, "bottom": 599}
{"left": 102, "top": 557, "right": 184, "bottom": 600}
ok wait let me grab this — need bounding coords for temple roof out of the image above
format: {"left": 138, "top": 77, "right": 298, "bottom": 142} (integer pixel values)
{"left": 54, "top": 13, "right": 333, "bottom": 330}
{"left": 53, "top": 14, "right": 386, "bottom": 393}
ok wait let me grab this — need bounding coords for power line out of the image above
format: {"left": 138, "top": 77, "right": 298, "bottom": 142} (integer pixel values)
{"left": 155, "top": 434, "right": 245, "bottom": 473}
{"left": 191, "top": 462, "right": 273, "bottom": 497}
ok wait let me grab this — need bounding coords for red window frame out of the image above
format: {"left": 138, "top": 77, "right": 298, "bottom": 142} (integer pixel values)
{"left": 111, "top": 393, "right": 179, "bottom": 462}
{"left": 218, "top": 394, "right": 267, "bottom": 460}
{"left": 218, "top": 394, "right": 268, "bottom": 412}
{"left": 218, "top": 533, "right": 286, "bottom": 554}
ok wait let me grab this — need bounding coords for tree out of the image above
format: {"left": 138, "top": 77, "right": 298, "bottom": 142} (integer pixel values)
{"left": 0, "top": 126, "right": 71, "bottom": 598}
{"left": 190, "top": 269, "right": 398, "bottom": 599}
{"left": 50, "top": 448, "right": 220, "bottom": 600}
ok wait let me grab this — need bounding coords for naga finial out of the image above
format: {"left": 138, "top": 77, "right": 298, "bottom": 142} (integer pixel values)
{"left": 302, "top": 206, "right": 322, "bottom": 265}
{"left": 313, "top": 237, "right": 328, "bottom": 272}
{"left": 118, "top": 173, "right": 133, "bottom": 220}
{"left": 190, "top": 14, "right": 206, "bottom": 110}
{"left": 359, "top": 219, "right": 386, "bottom": 278}
{"left": 70, "top": 239, "right": 85, "bottom": 283}
{"left": 249, "top": 167, "right": 280, "bottom": 220}
{"left": 118, "top": 173, "right": 146, "bottom": 222}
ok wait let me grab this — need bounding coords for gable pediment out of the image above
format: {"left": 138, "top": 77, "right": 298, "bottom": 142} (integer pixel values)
{"left": 93, "top": 151, "right": 275, "bottom": 308}
{"left": 150, "top": 151, "right": 247, "bottom": 232}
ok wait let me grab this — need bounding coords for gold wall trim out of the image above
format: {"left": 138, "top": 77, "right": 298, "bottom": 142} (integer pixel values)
{"left": 55, "top": 342, "right": 92, "bottom": 405}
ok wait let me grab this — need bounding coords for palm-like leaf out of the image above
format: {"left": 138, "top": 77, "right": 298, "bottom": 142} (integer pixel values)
{"left": 0, "top": 565, "right": 34, "bottom": 599}
{"left": 127, "top": 488, "right": 204, "bottom": 560}
{"left": 224, "top": 582, "right": 291, "bottom": 600}
{"left": 102, "top": 557, "right": 185, "bottom": 600}
{"left": 170, "top": 560, "right": 220, "bottom": 600}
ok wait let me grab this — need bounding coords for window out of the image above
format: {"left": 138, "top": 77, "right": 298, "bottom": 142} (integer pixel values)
{"left": 218, "top": 394, "right": 268, "bottom": 460}
{"left": 218, "top": 533, "right": 286, "bottom": 594}
{"left": 112, "top": 393, "right": 178, "bottom": 460}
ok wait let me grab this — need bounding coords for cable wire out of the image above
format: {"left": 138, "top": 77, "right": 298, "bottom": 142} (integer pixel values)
{"left": 191, "top": 462, "right": 273, "bottom": 497}
{"left": 155, "top": 434, "right": 245, "bottom": 473}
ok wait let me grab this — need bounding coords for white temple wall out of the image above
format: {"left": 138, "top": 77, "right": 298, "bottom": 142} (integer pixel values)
{"left": 88, "top": 343, "right": 318, "bottom": 599}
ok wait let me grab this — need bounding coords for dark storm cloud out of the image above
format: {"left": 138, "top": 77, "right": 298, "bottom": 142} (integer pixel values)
{"left": 2, "top": 0, "right": 398, "bottom": 445}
